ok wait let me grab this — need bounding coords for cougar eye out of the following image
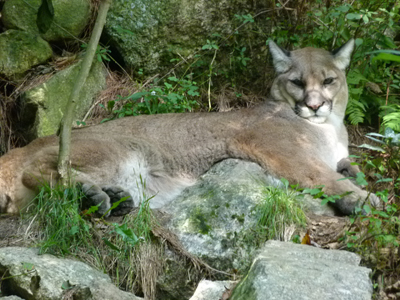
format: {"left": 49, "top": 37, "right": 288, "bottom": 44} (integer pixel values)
{"left": 290, "top": 79, "right": 304, "bottom": 88}
{"left": 323, "top": 77, "right": 335, "bottom": 85}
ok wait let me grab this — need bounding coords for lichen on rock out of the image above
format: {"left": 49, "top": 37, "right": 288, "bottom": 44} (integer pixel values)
{"left": 0, "top": 30, "right": 52, "bottom": 79}
{"left": 18, "top": 59, "right": 107, "bottom": 141}
{"left": 2, "top": 0, "right": 91, "bottom": 42}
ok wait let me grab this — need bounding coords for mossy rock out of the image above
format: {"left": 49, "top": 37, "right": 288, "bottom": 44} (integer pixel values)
{"left": 18, "top": 59, "right": 107, "bottom": 141}
{"left": 104, "top": 0, "right": 271, "bottom": 84}
{"left": 2, "top": 0, "right": 91, "bottom": 42}
{"left": 0, "top": 29, "right": 52, "bottom": 78}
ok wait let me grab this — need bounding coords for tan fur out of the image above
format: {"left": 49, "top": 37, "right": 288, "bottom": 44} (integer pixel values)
{"left": 0, "top": 41, "right": 379, "bottom": 215}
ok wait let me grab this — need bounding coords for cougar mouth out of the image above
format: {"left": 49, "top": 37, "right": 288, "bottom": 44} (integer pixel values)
{"left": 294, "top": 102, "right": 332, "bottom": 124}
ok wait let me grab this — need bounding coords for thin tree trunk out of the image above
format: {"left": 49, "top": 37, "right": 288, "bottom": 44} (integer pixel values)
{"left": 57, "top": 0, "right": 112, "bottom": 183}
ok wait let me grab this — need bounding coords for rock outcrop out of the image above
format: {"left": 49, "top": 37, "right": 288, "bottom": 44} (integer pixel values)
{"left": 2, "top": 0, "right": 91, "bottom": 42}
{"left": 0, "top": 30, "right": 52, "bottom": 79}
{"left": 0, "top": 247, "right": 143, "bottom": 300}
{"left": 230, "top": 240, "right": 373, "bottom": 300}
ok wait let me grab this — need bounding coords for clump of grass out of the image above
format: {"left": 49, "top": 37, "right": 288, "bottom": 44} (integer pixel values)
{"left": 103, "top": 194, "right": 163, "bottom": 297}
{"left": 24, "top": 177, "right": 168, "bottom": 300}
{"left": 25, "top": 182, "right": 98, "bottom": 256}
{"left": 257, "top": 178, "right": 307, "bottom": 241}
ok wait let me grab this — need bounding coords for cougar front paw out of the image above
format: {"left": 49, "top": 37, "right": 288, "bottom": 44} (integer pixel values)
{"left": 366, "top": 192, "right": 382, "bottom": 209}
{"left": 81, "top": 183, "right": 111, "bottom": 216}
{"left": 102, "top": 186, "right": 135, "bottom": 216}
{"left": 337, "top": 158, "right": 360, "bottom": 178}
{"left": 335, "top": 189, "right": 382, "bottom": 215}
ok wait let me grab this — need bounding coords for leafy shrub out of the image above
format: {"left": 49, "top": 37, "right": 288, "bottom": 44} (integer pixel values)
{"left": 103, "top": 76, "right": 199, "bottom": 120}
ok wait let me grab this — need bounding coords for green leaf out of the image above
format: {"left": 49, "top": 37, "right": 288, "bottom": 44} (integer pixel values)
{"left": 83, "top": 205, "right": 99, "bottom": 216}
{"left": 280, "top": 178, "right": 289, "bottom": 188}
{"left": 375, "top": 211, "right": 389, "bottom": 218}
{"left": 164, "top": 82, "right": 173, "bottom": 89}
{"left": 372, "top": 53, "right": 400, "bottom": 63}
{"left": 107, "top": 100, "right": 115, "bottom": 111}
{"left": 376, "top": 178, "right": 393, "bottom": 183}
{"left": 168, "top": 76, "right": 179, "bottom": 82}
{"left": 114, "top": 224, "right": 140, "bottom": 246}
{"left": 61, "top": 280, "right": 74, "bottom": 290}
{"left": 336, "top": 5, "right": 350, "bottom": 12}
{"left": 347, "top": 69, "right": 368, "bottom": 85}
{"left": 337, "top": 177, "right": 353, "bottom": 181}
{"left": 127, "top": 92, "right": 149, "bottom": 101}
{"left": 22, "top": 262, "right": 35, "bottom": 271}
{"left": 320, "top": 199, "right": 328, "bottom": 205}
{"left": 102, "top": 237, "right": 121, "bottom": 251}
{"left": 37, "top": 0, "right": 54, "bottom": 34}
{"left": 358, "top": 144, "right": 385, "bottom": 152}
{"left": 110, "top": 196, "right": 129, "bottom": 211}
{"left": 346, "top": 13, "right": 362, "bottom": 20}
{"left": 69, "top": 226, "right": 79, "bottom": 235}
{"left": 355, "top": 38, "right": 363, "bottom": 47}
{"left": 356, "top": 172, "right": 368, "bottom": 186}
{"left": 363, "top": 204, "right": 371, "bottom": 214}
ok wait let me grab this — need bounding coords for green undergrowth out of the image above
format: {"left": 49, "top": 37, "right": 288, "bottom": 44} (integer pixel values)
{"left": 299, "top": 129, "right": 400, "bottom": 296}
{"left": 257, "top": 178, "right": 307, "bottom": 241}
{"left": 348, "top": 130, "right": 400, "bottom": 294}
{"left": 23, "top": 180, "right": 162, "bottom": 298}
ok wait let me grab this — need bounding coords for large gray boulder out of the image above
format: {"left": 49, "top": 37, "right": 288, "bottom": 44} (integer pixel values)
{"left": 157, "top": 159, "right": 336, "bottom": 298}
{"left": 230, "top": 240, "right": 373, "bottom": 300}
{"left": 2, "top": 0, "right": 91, "bottom": 42}
{"left": 163, "top": 159, "right": 335, "bottom": 272}
{"left": 18, "top": 59, "right": 107, "bottom": 141}
{"left": 0, "top": 30, "right": 52, "bottom": 79}
{"left": 0, "top": 247, "right": 143, "bottom": 300}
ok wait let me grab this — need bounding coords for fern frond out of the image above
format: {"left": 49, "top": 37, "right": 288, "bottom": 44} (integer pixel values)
{"left": 346, "top": 96, "right": 367, "bottom": 125}
{"left": 382, "top": 105, "right": 400, "bottom": 132}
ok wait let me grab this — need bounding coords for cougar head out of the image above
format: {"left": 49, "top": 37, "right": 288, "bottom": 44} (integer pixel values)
{"left": 269, "top": 39, "right": 354, "bottom": 124}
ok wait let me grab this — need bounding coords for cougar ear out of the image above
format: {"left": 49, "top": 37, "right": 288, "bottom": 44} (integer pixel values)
{"left": 269, "top": 40, "right": 292, "bottom": 73}
{"left": 331, "top": 39, "right": 355, "bottom": 70}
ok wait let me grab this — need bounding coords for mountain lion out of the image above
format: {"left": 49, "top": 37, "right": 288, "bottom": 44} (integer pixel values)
{"left": 0, "top": 39, "right": 379, "bottom": 216}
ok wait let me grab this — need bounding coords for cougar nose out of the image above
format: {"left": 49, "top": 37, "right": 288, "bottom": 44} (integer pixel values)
{"left": 306, "top": 102, "right": 323, "bottom": 111}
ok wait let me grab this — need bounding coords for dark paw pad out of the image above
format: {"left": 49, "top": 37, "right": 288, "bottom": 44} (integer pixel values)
{"left": 81, "top": 183, "right": 111, "bottom": 216}
{"left": 102, "top": 186, "right": 135, "bottom": 216}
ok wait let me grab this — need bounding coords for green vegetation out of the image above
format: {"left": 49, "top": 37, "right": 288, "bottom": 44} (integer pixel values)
{"left": 28, "top": 183, "right": 97, "bottom": 255}
{"left": 25, "top": 180, "right": 162, "bottom": 298}
{"left": 101, "top": 76, "right": 200, "bottom": 121}
{"left": 345, "top": 129, "right": 400, "bottom": 282}
{"left": 190, "top": 207, "right": 212, "bottom": 235}
{"left": 257, "top": 179, "right": 307, "bottom": 241}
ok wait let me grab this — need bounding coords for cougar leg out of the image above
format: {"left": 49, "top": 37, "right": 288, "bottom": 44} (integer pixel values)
{"left": 235, "top": 141, "right": 380, "bottom": 215}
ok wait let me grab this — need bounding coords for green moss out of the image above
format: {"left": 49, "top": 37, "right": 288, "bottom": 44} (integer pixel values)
{"left": 105, "top": 0, "right": 239, "bottom": 73}
{"left": 190, "top": 208, "right": 212, "bottom": 235}
{"left": 0, "top": 30, "right": 52, "bottom": 78}
{"left": 19, "top": 59, "right": 106, "bottom": 140}
{"left": 2, "top": 0, "right": 91, "bottom": 42}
